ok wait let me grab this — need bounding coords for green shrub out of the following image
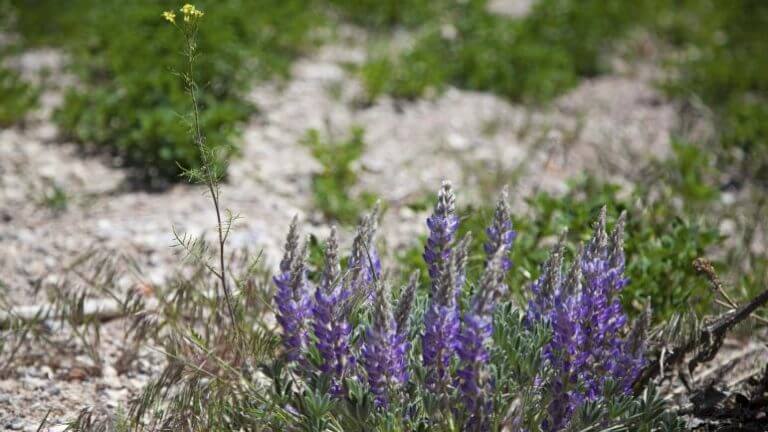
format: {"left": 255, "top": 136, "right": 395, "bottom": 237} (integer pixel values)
{"left": 0, "top": 67, "right": 38, "bottom": 126}
{"left": 13, "top": 0, "right": 321, "bottom": 184}
{"left": 361, "top": 0, "right": 652, "bottom": 103}
{"left": 302, "top": 127, "right": 377, "bottom": 225}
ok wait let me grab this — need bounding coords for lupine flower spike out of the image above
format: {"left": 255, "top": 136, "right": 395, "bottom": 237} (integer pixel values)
{"left": 362, "top": 282, "right": 409, "bottom": 408}
{"left": 483, "top": 186, "right": 516, "bottom": 270}
{"left": 423, "top": 181, "right": 459, "bottom": 284}
{"left": 347, "top": 204, "right": 382, "bottom": 302}
{"left": 525, "top": 233, "right": 566, "bottom": 325}
{"left": 457, "top": 249, "right": 508, "bottom": 430}
{"left": 422, "top": 181, "right": 462, "bottom": 391}
{"left": 274, "top": 217, "right": 311, "bottom": 363}
{"left": 312, "top": 227, "right": 353, "bottom": 395}
{"left": 395, "top": 271, "right": 419, "bottom": 336}
{"left": 421, "top": 181, "right": 462, "bottom": 390}
{"left": 457, "top": 189, "right": 515, "bottom": 430}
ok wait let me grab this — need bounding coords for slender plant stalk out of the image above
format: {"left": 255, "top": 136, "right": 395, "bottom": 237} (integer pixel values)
{"left": 180, "top": 19, "right": 237, "bottom": 332}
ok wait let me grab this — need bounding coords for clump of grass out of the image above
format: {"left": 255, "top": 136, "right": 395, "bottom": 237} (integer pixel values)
{"left": 0, "top": 251, "right": 134, "bottom": 380}
{"left": 39, "top": 181, "right": 69, "bottom": 214}
{"left": 302, "top": 126, "right": 377, "bottom": 225}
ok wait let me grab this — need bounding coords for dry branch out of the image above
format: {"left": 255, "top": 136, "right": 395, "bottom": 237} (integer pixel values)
{"left": 634, "top": 285, "right": 768, "bottom": 393}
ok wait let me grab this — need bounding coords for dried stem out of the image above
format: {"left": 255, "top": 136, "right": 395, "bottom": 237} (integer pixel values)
{"left": 634, "top": 283, "right": 768, "bottom": 393}
{"left": 693, "top": 257, "right": 768, "bottom": 325}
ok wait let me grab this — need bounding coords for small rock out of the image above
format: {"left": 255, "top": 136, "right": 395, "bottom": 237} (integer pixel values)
{"left": 6, "top": 418, "right": 24, "bottom": 430}
{"left": 446, "top": 132, "right": 468, "bottom": 151}
{"left": 65, "top": 367, "right": 88, "bottom": 381}
{"left": 103, "top": 388, "right": 128, "bottom": 409}
{"left": 102, "top": 366, "right": 123, "bottom": 390}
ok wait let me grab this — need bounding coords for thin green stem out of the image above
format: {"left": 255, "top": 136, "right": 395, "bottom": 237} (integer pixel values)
{"left": 183, "top": 26, "right": 237, "bottom": 334}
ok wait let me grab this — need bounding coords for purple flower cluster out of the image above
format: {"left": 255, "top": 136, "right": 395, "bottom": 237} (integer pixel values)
{"left": 421, "top": 181, "right": 463, "bottom": 390}
{"left": 272, "top": 182, "right": 645, "bottom": 429}
{"left": 312, "top": 227, "right": 353, "bottom": 394}
{"left": 424, "top": 182, "right": 460, "bottom": 280}
{"left": 527, "top": 209, "right": 647, "bottom": 431}
{"left": 347, "top": 205, "right": 382, "bottom": 299}
{"left": 362, "top": 283, "right": 410, "bottom": 407}
{"left": 274, "top": 217, "right": 311, "bottom": 363}
{"left": 274, "top": 209, "right": 382, "bottom": 380}
{"left": 483, "top": 186, "right": 516, "bottom": 271}
{"left": 457, "top": 191, "right": 515, "bottom": 429}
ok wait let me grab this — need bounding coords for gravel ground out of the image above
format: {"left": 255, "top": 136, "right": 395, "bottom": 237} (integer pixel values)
{"left": 0, "top": 33, "right": 679, "bottom": 430}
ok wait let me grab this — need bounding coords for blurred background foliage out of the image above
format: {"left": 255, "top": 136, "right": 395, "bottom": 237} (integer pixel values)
{"left": 3, "top": 0, "right": 766, "bottom": 186}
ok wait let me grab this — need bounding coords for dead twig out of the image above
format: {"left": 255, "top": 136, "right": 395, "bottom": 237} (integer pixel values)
{"left": 694, "top": 257, "right": 768, "bottom": 325}
{"left": 634, "top": 283, "right": 768, "bottom": 393}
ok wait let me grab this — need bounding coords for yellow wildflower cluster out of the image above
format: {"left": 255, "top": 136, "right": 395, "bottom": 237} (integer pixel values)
{"left": 180, "top": 4, "right": 204, "bottom": 21}
{"left": 163, "top": 4, "right": 203, "bottom": 24}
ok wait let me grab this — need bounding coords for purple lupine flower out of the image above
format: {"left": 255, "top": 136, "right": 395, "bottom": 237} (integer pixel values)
{"left": 575, "top": 210, "right": 640, "bottom": 394}
{"left": 422, "top": 235, "right": 468, "bottom": 391}
{"left": 540, "top": 258, "right": 580, "bottom": 432}
{"left": 346, "top": 204, "right": 382, "bottom": 301}
{"left": 422, "top": 275, "right": 461, "bottom": 390}
{"left": 274, "top": 218, "right": 311, "bottom": 363}
{"left": 457, "top": 250, "right": 507, "bottom": 430}
{"left": 423, "top": 181, "right": 459, "bottom": 283}
{"left": 312, "top": 227, "right": 353, "bottom": 395}
{"left": 528, "top": 209, "right": 646, "bottom": 431}
{"left": 525, "top": 239, "right": 566, "bottom": 326}
{"left": 483, "top": 186, "right": 516, "bottom": 271}
{"left": 395, "top": 271, "right": 420, "bottom": 336}
{"left": 457, "top": 191, "right": 514, "bottom": 430}
{"left": 422, "top": 182, "right": 463, "bottom": 390}
{"left": 362, "top": 282, "right": 409, "bottom": 408}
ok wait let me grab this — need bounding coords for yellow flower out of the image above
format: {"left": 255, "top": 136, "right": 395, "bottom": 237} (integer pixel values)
{"left": 162, "top": 10, "right": 176, "bottom": 23}
{"left": 180, "top": 4, "right": 195, "bottom": 14}
{"left": 179, "top": 4, "right": 204, "bottom": 20}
